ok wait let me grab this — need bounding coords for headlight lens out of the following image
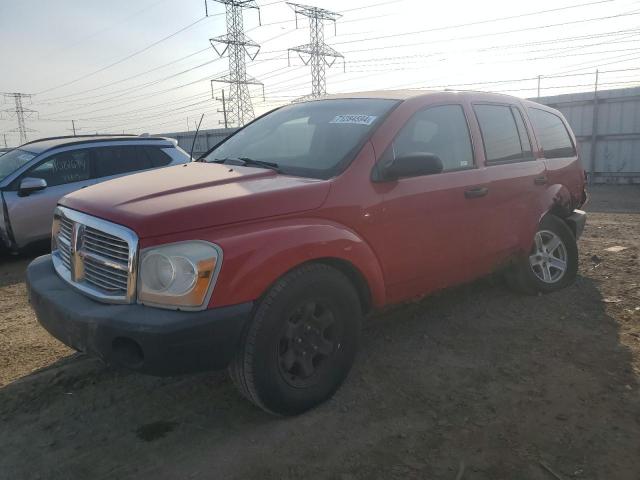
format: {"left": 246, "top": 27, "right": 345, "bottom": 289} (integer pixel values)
{"left": 138, "top": 241, "right": 222, "bottom": 310}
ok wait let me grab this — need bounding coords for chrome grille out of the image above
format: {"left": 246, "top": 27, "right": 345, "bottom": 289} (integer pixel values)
{"left": 51, "top": 206, "right": 138, "bottom": 304}
{"left": 84, "top": 227, "right": 129, "bottom": 263}
{"left": 58, "top": 216, "right": 73, "bottom": 270}
{"left": 84, "top": 256, "right": 128, "bottom": 293}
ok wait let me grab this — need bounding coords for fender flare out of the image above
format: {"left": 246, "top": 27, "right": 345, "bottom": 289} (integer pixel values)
{"left": 537, "top": 183, "right": 573, "bottom": 224}
{"left": 210, "top": 218, "right": 386, "bottom": 310}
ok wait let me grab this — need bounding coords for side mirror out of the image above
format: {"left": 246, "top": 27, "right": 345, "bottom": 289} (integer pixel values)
{"left": 18, "top": 177, "right": 47, "bottom": 197}
{"left": 376, "top": 153, "right": 443, "bottom": 182}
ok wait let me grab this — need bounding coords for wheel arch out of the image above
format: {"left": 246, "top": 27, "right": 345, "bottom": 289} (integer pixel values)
{"left": 535, "top": 183, "right": 578, "bottom": 236}
{"left": 209, "top": 219, "right": 386, "bottom": 311}
{"left": 306, "top": 257, "right": 373, "bottom": 315}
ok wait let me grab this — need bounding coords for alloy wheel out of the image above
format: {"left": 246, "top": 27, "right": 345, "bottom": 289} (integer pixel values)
{"left": 529, "top": 229, "right": 568, "bottom": 284}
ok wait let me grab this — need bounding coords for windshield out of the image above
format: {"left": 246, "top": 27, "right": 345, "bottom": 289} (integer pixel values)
{"left": 0, "top": 149, "right": 36, "bottom": 180}
{"left": 204, "top": 98, "right": 398, "bottom": 179}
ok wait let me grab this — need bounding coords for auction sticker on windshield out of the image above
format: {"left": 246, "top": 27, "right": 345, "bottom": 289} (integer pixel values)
{"left": 330, "top": 115, "right": 377, "bottom": 125}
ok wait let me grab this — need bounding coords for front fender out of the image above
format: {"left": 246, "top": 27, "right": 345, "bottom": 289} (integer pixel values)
{"left": 208, "top": 218, "right": 386, "bottom": 309}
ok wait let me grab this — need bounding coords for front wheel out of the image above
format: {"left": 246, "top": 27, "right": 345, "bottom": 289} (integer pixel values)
{"left": 507, "top": 215, "right": 579, "bottom": 294}
{"left": 229, "top": 263, "right": 361, "bottom": 415}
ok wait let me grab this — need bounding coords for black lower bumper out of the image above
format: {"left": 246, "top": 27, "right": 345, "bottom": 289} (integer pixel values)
{"left": 26, "top": 255, "right": 253, "bottom": 376}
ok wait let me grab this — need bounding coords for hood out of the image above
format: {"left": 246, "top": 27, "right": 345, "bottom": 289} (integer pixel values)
{"left": 60, "top": 163, "right": 331, "bottom": 238}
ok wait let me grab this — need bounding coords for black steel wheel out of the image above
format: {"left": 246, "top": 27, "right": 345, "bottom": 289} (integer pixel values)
{"left": 229, "top": 263, "right": 361, "bottom": 415}
{"left": 277, "top": 300, "right": 342, "bottom": 388}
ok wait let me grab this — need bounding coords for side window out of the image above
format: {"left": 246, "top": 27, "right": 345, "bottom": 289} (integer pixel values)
{"left": 474, "top": 104, "right": 530, "bottom": 164}
{"left": 144, "top": 147, "right": 173, "bottom": 168}
{"left": 391, "top": 105, "right": 474, "bottom": 171}
{"left": 26, "top": 149, "right": 91, "bottom": 187}
{"left": 528, "top": 108, "right": 576, "bottom": 159}
{"left": 93, "top": 146, "right": 153, "bottom": 178}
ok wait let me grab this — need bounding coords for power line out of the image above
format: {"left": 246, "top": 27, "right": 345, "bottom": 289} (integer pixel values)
{"left": 39, "top": 0, "right": 170, "bottom": 60}
{"left": 39, "top": 47, "right": 212, "bottom": 103}
{"left": 36, "top": 16, "right": 210, "bottom": 95}
{"left": 331, "top": 0, "right": 617, "bottom": 47}
{"left": 280, "top": 8, "right": 640, "bottom": 56}
{"left": 38, "top": 0, "right": 407, "bottom": 106}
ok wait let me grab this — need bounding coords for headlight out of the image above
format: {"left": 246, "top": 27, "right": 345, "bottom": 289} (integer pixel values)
{"left": 137, "top": 241, "right": 222, "bottom": 310}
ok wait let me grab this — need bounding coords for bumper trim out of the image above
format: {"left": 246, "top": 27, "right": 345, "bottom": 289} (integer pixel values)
{"left": 566, "top": 209, "right": 587, "bottom": 239}
{"left": 27, "top": 255, "right": 253, "bottom": 376}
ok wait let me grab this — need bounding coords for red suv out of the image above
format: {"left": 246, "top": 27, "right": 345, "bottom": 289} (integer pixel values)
{"left": 27, "top": 91, "right": 586, "bottom": 415}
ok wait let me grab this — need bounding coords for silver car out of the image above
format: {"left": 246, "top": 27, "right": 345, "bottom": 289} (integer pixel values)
{"left": 0, "top": 135, "right": 190, "bottom": 251}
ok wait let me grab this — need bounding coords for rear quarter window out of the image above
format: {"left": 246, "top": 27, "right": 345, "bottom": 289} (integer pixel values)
{"left": 144, "top": 146, "right": 174, "bottom": 167}
{"left": 528, "top": 108, "right": 576, "bottom": 159}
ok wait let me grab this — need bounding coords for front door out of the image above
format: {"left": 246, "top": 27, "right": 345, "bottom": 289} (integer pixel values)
{"left": 4, "top": 148, "right": 96, "bottom": 248}
{"left": 372, "top": 103, "right": 494, "bottom": 304}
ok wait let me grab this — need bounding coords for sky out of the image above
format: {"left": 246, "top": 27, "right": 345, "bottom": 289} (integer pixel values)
{"left": 1, "top": 0, "right": 640, "bottom": 145}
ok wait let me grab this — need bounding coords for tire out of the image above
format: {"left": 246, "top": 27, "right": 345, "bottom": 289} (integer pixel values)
{"left": 228, "top": 263, "right": 362, "bottom": 416}
{"left": 507, "top": 214, "right": 579, "bottom": 294}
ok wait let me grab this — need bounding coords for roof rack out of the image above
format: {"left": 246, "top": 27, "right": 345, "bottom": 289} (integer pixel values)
{"left": 21, "top": 134, "right": 139, "bottom": 146}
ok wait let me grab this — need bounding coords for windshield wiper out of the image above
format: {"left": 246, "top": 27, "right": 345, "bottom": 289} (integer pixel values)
{"left": 212, "top": 157, "right": 280, "bottom": 172}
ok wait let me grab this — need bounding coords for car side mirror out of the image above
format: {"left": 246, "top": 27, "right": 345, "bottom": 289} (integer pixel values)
{"left": 18, "top": 177, "right": 47, "bottom": 197}
{"left": 375, "top": 153, "right": 443, "bottom": 182}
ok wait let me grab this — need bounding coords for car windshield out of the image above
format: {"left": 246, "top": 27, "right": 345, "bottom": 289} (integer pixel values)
{"left": 203, "top": 98, "right": 398, "bottom": 179}
{"left": 0, "top": 148, "right": 36, "bottom": 180}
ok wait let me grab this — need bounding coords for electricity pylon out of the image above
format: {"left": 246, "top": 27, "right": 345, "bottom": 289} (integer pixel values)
{"left": 208, "top": 0, "right": 263, "bottom": 127}
{"left": 287, "top": 2, "right": 344, "bottom": 99}
{"left": 2, "top": 93, "right": 37, "bottom": 144}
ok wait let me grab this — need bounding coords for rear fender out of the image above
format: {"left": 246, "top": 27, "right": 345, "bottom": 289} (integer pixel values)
{"left": 521, "top": 184, "right": 575, "bottom": 249}
{"left": 206, "top": 219, "right": 386, "bottom": 309}
{"left": 537, "top": 183, "right": 573, "bottom": 222}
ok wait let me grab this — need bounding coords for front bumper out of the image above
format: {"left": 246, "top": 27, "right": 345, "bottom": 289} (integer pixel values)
{"left": 566, "top": 209, "right": 587, "bottom": 239}
{"left": 26, "top": 255, "right": 253, "bottom": 376}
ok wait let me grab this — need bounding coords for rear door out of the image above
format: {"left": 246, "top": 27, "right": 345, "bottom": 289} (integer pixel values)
{"left": 526, "top": 107, "right": 584, "bottom": 206}
{"left": 471, "top": 102, "right": 547, "bottom": 260}
{"left": 4, "top": 148, "right": 96, "bottom": 247}
{"left": 91, "top": 145, "right": 153, "bottom": 181}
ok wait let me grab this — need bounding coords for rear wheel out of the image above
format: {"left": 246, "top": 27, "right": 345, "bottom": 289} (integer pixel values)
{"left": 229, "top": 263, "right": 361, "bottom": 415}
{"left": 507, "top": 215, "right": 579, "bottom": 294}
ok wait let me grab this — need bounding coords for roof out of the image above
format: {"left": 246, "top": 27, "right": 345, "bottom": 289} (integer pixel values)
{"left": 319, "top": 89, "right": 519, "bottom": 102}
{"left": 19, "top": 135, "right": 176, "bottom": 154}
{"left": 321, "top": 89, "right": 439, "bottom": 100}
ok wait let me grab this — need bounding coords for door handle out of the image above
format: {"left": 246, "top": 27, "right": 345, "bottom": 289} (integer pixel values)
{"left": 534, "top": 175, "right": 548, "bottom": 185}
{"left": 464, "top": 186, "right": 489, "bottom": 199}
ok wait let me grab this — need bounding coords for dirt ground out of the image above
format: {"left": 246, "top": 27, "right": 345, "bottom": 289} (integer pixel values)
{"left": 0, "top": 186, "right": 639, "bottom": 480}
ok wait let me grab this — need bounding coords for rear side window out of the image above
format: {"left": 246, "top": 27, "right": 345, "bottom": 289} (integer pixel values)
{"left": 144, "top": 147, "right": 174, "bottom": 167}
{"left": 474, "top": 104, "right": 532, "bottom": 164}
{"left": 528, "top": 108, "right": 576, "bottom": 159}
{"left": 93, "top": 146, "right": 152, "bottom": 178}
{"left": 27, "top": 149, "right": 91, "bottom": 187}
{"left": 392, "top": 105, "right": 474, "bottom": 171}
